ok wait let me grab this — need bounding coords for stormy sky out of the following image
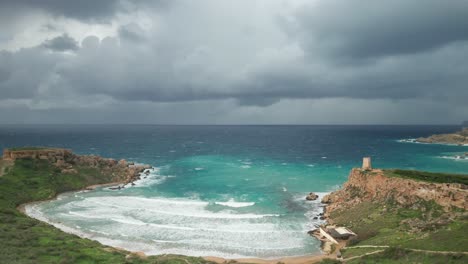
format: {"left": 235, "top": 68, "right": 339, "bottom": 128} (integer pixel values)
{"left": 0, "top": 0, "right": 467, "bottom": 124}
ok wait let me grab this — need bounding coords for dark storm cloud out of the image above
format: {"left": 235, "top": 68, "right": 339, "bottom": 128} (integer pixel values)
{"left": 292, "top": 0, "right": 468, "bottom": 60}
{"left": 0, "top": 0, "right": 120, "bottom": 21}
{"left": 0, "top": 0, "right": 171, "bottom": 22}
{"left": 1, "top": 0, "right": 468, "bottom": 124}
{"left": 0, "top": 47, "right": 63, "bottom": 99}
{"left": 42, "top": 34, "right": 78, "bottom": 51}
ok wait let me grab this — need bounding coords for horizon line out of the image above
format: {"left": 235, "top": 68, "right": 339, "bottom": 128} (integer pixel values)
{"left": 0, "top": 123, "right": 463, "bottom": 126}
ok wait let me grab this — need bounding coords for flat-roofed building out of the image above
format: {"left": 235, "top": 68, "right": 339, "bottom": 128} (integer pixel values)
{"left": 328, "top": 227, "right": 357, "bottom": 240}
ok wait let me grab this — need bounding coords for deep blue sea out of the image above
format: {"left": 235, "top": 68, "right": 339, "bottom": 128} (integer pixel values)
{"left": 1, "top": 125, "right": 467, "bottom": 258}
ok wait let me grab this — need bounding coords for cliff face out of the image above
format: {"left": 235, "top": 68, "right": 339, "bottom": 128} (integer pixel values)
{"left": 416, "top": 128, "right": 468, "bottom": 145}
{"left": 322, "top": 169, "right": 468, "bottom": 218}
{"left": 3, "top": 148, "right": 73, "bottom": 161}
{"left": 2, "top": 148, "right": 151, "bottom": 184}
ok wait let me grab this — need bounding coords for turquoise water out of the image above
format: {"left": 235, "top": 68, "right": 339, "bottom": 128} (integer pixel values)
{"left": 2, "top": 125, "right": 467, "bottom": 258}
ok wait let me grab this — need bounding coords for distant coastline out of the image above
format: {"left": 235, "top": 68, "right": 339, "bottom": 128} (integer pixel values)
{"left": 415, "top": 128, "right": 468, "bottom": 146}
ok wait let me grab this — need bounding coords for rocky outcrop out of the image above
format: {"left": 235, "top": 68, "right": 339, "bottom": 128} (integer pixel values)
{"left": 416, "top": 128, "right": 468, "bottom": 145}
{"left": 3, "top": 148, "right": 73, "bottom": 162}
{"left": 322, "top": 169, "right": 468, "bottom": 219}
{"left": 2, "top": 147, "right": 151, "bottom": 184}
{"left": 306, "top": 192, "right": 319, "bottom": 201}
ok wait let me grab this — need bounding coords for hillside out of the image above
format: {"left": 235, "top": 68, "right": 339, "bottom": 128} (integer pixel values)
{"left": 0, "top": 149, "right": 214, "bottom": 264}
{"left": 320, "top": 168, "right": 468, "bottom": 263}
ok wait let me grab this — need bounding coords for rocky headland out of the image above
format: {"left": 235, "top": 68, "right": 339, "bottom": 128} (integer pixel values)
{"left": 2, "top": 147, "right": 151, "bottom": 186}
{"left": 316, "top": 168, "right": 468, "bottom": 262}
{"left": 322, "top": 168, "right": 468, "bottom": 215}
{"left": 416, "top": 128, "right": 468, "bottom": 145}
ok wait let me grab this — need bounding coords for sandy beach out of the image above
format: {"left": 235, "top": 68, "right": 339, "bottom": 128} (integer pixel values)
{"left": 204, "top": 253, "right": 330, "bottom": 264}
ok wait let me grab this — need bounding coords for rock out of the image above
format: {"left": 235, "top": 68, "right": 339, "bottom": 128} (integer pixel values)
{"left": 56, "top": 159, "right": 65, "bottom": 167}
{"left": 306, "top": 192, "right": 319, "bottom": 201}
{"left": 321, "top": 194, "right": 331, "bottom": 204}
{"left": 313, "top": 217, "right": 318, "bottom": 220}
{"left": 320, "top": 216, "right": 326, "bottom": 220}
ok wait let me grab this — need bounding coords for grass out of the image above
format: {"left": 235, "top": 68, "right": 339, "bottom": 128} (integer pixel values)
{"left": 384, "top": 169, "right": 468, "bottom": 185}
{"left": 329, "top": 200, "right": 468, "bottom": 253}
{"left": 0, "top": 158, "right": 215, "bottom": 264}
{"left": 341, "top": 247, "right": 383, "bottom": 258}
{"left": 346, "top": 247, "right": 467, "bottom": 264}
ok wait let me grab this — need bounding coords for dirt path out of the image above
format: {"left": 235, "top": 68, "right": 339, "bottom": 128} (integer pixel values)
{"left": 345, "top": 245, "right": 468, "bottom": 254}
{"left": 343, "top": 249, "right": 386, "bottom": 261}
{"left": 342, "top": 245, "right": 468, "bottom": 262}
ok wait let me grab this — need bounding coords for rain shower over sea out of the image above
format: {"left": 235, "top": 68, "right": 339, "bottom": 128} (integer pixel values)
{"left": 1, "top": 125, "right": 467, "bottom": 258}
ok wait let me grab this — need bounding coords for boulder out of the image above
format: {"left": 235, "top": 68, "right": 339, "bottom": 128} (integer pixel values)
{"left": 321, "top": 194, "right": 332, "bottom": 204}
{"left": 306, "top": 192, "right": 319, "bottom": 201}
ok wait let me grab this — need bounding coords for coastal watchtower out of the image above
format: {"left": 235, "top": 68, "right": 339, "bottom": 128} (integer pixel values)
{"left": 362, "top": 157, "right": 372, "bottom": 170}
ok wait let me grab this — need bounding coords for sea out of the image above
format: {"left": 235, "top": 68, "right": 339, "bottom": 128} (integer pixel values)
{"left": 1, "top": 125, "right": 467, "bottom": 259}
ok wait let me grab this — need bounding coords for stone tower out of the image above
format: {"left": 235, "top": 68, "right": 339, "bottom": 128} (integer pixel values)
{"left": 362, "top": 157, "right": 372, "bottom": 170}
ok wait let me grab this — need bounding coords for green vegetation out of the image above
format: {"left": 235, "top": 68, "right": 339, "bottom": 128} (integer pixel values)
{"left": 0, "top": 158, "right": 214, "bottom": 264}
{"left": 330, "top": 201, "right": 468, "bottom": 251}
{"left": 384, "top": 169, "right": 468, "bottom": 185}
{"left": 318, "top": 259, "right": 341, "bottom": 264}
{"left": 346, "top": 247, "right": 467, "bottom": 264}
{"left": 341, "top": 247, "right": 383, "bottom": 259}
{"left": 328, "top": 200, "right": 468, "bottom": 263}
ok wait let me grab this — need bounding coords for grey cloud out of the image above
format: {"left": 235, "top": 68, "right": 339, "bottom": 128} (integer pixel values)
{"left": 0, "top": 0, "right": 171, "bottom": 22}
{"left": 118, "top": 23, "right": 147, "bottom": 41}
{"left": 0, "top": 48, "right": 63, "bottom": 99}
{"left": 1, "top": 1, "right": 468, "bottom": 124}
{"left": 42, "top": 34, "right": 79, "bottom": 51}
{"left": 292, "top": 0, "right": 468, "bottom": 60}
{"left": 0, "top": 0, "right": 120, "bottom": 21}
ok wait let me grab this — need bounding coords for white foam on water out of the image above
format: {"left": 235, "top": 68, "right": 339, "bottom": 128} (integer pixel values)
{"left": 25, "top": 189, "right": 324, "bottom": 259}
{"left": 215, "top": 198, "right": 255, "bottom": 208}
{"left": 240, "top": 165, "right": 251, "bottom": 169}
{"left": 82, "top": 196, "right": 277, "bottom": 219}
{"left": 194, "top": 167, "right": 204, "bottom": 171}
{"left": 398, "top": 138, "right": 468, "bottom": 146}
{"left": 439, "top": 155, "right": 468, "bottom": 161}
{"left": 119, "top": 167, "right": 167, "bottom": 189}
